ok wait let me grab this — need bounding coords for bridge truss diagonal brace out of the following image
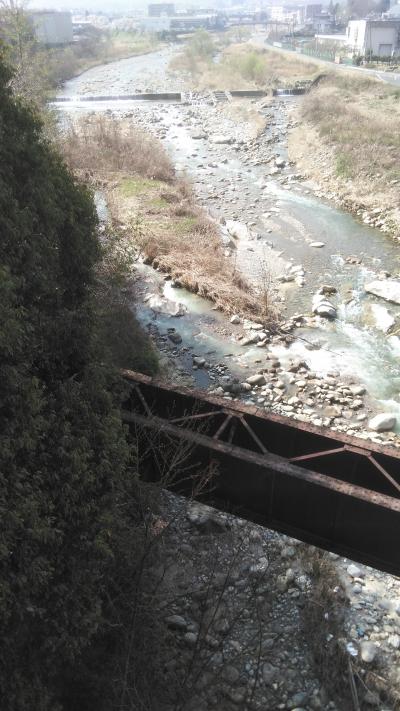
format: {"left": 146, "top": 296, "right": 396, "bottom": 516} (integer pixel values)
{"left": 290, "top": 444, "right": 400, "bottom": 497}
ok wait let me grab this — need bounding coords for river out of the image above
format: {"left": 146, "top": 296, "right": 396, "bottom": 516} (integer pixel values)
{"left": 57, "top": 44, "right": 400, "bottom": 431}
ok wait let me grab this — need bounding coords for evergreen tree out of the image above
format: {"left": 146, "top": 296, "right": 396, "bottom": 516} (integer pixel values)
{"left": 0, "top": 55, "right": 130, "bottom": 709}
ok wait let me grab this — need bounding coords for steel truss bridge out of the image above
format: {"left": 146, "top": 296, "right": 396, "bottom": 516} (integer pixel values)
{"left": 122, "top": 370, "right": 400, "bottom": 576}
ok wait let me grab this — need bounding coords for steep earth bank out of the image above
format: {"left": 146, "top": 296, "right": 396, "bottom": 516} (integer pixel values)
{"left": 288, "top": 76, "right": 400, "bottom": 239}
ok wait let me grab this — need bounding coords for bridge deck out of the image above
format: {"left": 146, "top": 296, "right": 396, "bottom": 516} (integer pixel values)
{"left": 121, "top": 370, "right": 400, "bottom": 576}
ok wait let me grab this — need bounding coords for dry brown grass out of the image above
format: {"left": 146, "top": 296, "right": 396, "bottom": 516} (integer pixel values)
{"left": 61, "top": 116, "right": 174, "bottom": 182}
{"left": 170, "top": 43, "right": 318, "bottom": 91}
{"left": 289, "top": 72, "right": 400, "bottom": 234}
{"left": 60, "top": 117, "right": 264, "bottom": 319}
{"left": 111, "top": 175, "right": 263, "bottom": 318}
{"left": 301, "top": 74, "right": 400, "bottom": 183}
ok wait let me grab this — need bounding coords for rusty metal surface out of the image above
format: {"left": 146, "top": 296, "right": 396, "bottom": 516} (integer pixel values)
{"left": 121, "top": 369, "right": 400, "bottom": 575}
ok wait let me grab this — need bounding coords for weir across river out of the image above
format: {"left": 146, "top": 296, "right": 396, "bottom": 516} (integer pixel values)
{"left": 121, "top": 370, "right": 400, "bottom": 576}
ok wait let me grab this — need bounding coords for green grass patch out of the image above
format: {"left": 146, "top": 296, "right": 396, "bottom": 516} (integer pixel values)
{"left": 174, "top": 216, "right": 198, "bottom": 234}
{"left": 335, "top": 153, "right": 353, "bottom": 179}
{"left": 119, "top": 177, "right": 165, "bottom": 197}
{"left": 150, "top": 196, "right": 169, "bottom": 209}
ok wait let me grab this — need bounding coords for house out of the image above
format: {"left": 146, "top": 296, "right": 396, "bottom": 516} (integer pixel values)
{"left": 29, "top": 11, "right": 73, "bottom": 46}
{"left": 346, "top": 19, "right": 400, "bottom": 56}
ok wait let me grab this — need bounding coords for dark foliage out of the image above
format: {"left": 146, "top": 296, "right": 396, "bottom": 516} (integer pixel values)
{"left": 0, "top": 55, "right": 140, "bottom": 709}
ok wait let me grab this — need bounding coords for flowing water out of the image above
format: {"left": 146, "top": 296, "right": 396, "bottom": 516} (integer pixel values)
{"left": 58, "top": 47, "right": 400, "bottom": 420}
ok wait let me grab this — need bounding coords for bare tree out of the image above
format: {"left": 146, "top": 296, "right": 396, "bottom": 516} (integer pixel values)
{"left": 0, "top": 0, "right": 50, "bottom": 104}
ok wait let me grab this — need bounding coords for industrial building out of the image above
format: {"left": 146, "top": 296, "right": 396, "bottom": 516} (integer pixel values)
{"left": 316, "top": 18, "right": 400, "bottom": 57}
{"left": 346, "top": 18, "right": 400, "bottom": 56}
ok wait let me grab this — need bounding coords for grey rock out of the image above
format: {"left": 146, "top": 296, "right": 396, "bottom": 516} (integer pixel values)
{"left": 360, "top": 641, "right": 377, "bottom": 663}
{"left": 222, "top": 665, "right": 241, "bottom": 683}
{"left": 368, "top": 413, "right": 397, "bottom": 432}
{"left": 165, "top": 614, "right": 187, "bottom": 631}
{"left": 312, "top": 294, "right": 337, "bottom": 319}
{"left": 365, "top": 279, "right": 400, "bottom": 305}
{"left": 262, "top": 662, "right": 278, "bottom": 685}
{"left": 184, "top": 632, "right": 198, "bottom": 646}
{"left": 347, "top": 563, "right": 363, "bottom": 578}
{"left": 193, "top": 357, "right": 206, "bottom": 367}
{"left": 168, "top": 331, "right": 182, "bottom": 344}
{"left": 246, "top": 373, "right": 266, "bottom": 386}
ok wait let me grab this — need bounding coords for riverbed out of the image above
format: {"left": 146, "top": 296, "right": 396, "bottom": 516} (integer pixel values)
{"left": 58, "top": 45, "right": 400, "bottom": 436}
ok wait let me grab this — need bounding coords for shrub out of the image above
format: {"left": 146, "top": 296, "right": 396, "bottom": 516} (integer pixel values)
{"left": 0, "top": 53, "right": 142, "bottom": 709}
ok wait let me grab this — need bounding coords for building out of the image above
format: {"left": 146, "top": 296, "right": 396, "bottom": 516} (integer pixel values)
{"left": 268, "top": 4, "right": 330, "bottom": 30}
{"left": 269, "top": 5, "right": 305, "bottom": 26}
{"left": 148, "top": 3, "right": 175, "bottom": 16}
{"left": 346, "top": 19, "right": 400, "bottom": 56}
{"left": 315, "top": 32, "right": 347, "bottom": 47}
{"left": 141, "top": 13, "right": 223, "bottom": 34}
{"left": 29, "top": 11, "right": 73, "bottom": 46}
{"left": 308, "top": 12, "right": 334, "bottom": 32}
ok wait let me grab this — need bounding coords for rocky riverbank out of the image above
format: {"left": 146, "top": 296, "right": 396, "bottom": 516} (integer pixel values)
{"left": 90, "top": 92, "right": 400, "bottom": 445}
{"left": 288, "top": 122, "right": 400, "bottom": 240}
{"left": 147, "top": 492, "right": 400, "bottom": 710}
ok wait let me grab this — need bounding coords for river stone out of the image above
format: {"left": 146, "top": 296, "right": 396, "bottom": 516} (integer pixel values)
{"left": 368, "top": 413, "right": 397, "bottom": 432}
{"left": 168, "top": 331, "right": 182, "bottom": 344}
{"left": 211, "top": 134, "right": 233, "bottom": 144}
{"left": 147, "top": 294, "right": 186, "bottom": 317}
{"left": 262, "top": 662, "right": 278, "bottom": 684}
{"left": 370, "top": 303, "right": 395, "bottom": 333}
{"left": 289, "top": 691, "right": 309, "bottom": 707}
{"left": 360, "top": 641, "right": 377, "bottom": 663}
{"left": 193, "top": 357, "right": 206, "bottom": 367}
{"left": 223, "top": 665, "right": 241, "bottom": 683}
{"left": 388, "top": 634, "right": 400, "bottom": 649}
{"left": 247, "top": 374, "right": 266, "bottom": 386}
{"left": 241, "top": 332, "right": 260, "bottom": 346}
{"left": 309, "top": 241, "right": 325, "bottom": 248}
{"left": 230, "top": 314, "right": 240, "bottom": 324}
{"left": 350, "top": 385, "right": 366, "bottom": 396}
{"left": 365, "top": 279, "right": 400, "bottom": 305}
{"left": 165, "top": 614, "right": 187, "bottom": 630}
{"left": 312, "top": 294, "right": 337, "bottom": 319}
{"left": 347, "top": 563, "right": 363, "bottom": 578}
{"left": 319, "top": 284, "right": 337, "bottom": 295}
{"left": 226, "top": 220, "right": 249, "bottom": 240}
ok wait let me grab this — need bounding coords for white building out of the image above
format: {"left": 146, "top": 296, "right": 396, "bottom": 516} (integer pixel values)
{"left": 269, "top": 5, "right": 305, "bottom": 26}
{"left": 29, "top": 11, "right": 73, "bottom": 46}
{"left": 346, "top": 19, "right": 400, "bottom": 56}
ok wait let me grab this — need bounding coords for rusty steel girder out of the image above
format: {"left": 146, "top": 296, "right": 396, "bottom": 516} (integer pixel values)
{"left": 121, "top": 370, "right": 400, "bottom": 576}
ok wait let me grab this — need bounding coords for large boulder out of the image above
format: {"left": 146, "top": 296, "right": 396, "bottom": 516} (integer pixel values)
{"left": 370, "top": 303, "right": 395, "bottom": 333}
{"left": 312, "top": 293, "right": 337, "bottom": 319}
{"left": 365, "top": 279, "right": 400, "bottom": 305}
{"left": 368, "top": 413, "right": 397, "bottom": 432}
{"left": 146, "top": 294, "right": 186, "bottom": 317}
